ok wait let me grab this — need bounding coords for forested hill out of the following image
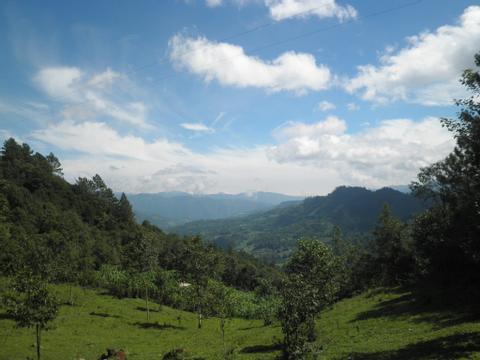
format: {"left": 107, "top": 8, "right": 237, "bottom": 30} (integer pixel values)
{"left": 172, "top": 186, "right": 426, "bottom": 262}
{"left": 127, "top": 191, "right": 303, "bottom": 229}
{"left": 0, "top": 138, "right": 280, "bottom": 291}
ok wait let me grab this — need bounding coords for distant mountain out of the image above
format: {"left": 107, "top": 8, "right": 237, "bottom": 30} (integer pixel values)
{"left": 172, "top": 186, "right": 427, "bottom": 263}
{"left": 127, "top": 191, "right": 303, "bottom": 229}
{"left": 387, "top": 185, "right": 411, "bottom": 193}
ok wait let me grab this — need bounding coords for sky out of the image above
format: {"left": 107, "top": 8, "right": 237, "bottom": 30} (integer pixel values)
{"left": 0, "top": 0, "right": 479, "bottom": 196}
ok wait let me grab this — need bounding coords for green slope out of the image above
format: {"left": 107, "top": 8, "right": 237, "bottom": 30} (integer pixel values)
{"left": 173, "top": 186, "right": 426, "bottom": 263}
{"left": 2, "top": 283, "right": 479, "bottom": 360}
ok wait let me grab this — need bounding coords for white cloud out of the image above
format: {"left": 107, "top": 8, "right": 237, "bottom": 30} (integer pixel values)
{"left": 346, "top": 6, "right": 480, "bottom": 106}
{"left": 274, "top": 115, "right": 346, "bottom": 139}
{"left": 88, "top": 68, "right": 121, "bottom": 88}
{"left": 266, "top": 0, "right": 357, "bottom": 22}
{"left": 30, "top": 115, "right": 455, "bottom": 195}
{"left": 31, "top": 119, "right": 341, "bottom": 195}
{"left": 347, "top": 102, "right": 359, "bottom": 111}
{"left": 181, "top": 122, "right": 215, "bottom": 133}
{"left": 169, "top": 34, "right": 331, "bottom": 94}
{"left": 34, "top": 67, "right": 83, "bottom": 101}
{"left": 33, "top": 67, "right": 151, "bottom": 128}
{"left": 31, "top": 121, "right": 185, "bottom": 160}
{"left": 269, "top": 116, "right": 454, "bottom": 187}
{"left": 206, "top": 0, "right": 223, "bottom": 6}
{"left": 316, "top": 100, "right": 336, "bottom": 111}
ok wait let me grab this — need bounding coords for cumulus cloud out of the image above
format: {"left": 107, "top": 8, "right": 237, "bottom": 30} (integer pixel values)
{"left": 269, "top": 116, "right": 454, "bottom": 187}
{"left": 169, "top": 34, "right": 331, "bottom": 94}
{"left": 31, "top": 121, "right": 186, "bottom": 160}
{"left": 30, "top": 115, "right": 455, "bottom": 195}
{"left": 33, "top": 67, "right": 151, "bottom": 128}
{"left": 316, "top": 100, "right": 336, "bottom": 112}
{"left": 181, "top": 122, "right": 215, "bottom": 133}
{"left": 34, "top": 67, "right": 83, "bottom": 101}
{"left": 266, "top": 0, "right": 357, "bottom": 22}
{"left": 32, "top": 119, "right": 341, "bottom": 194}
{"left": 346, "top": 6, "right": 480, "bottom": 106}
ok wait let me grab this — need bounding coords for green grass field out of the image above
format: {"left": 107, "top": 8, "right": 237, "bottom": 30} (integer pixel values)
{"left": 1, "top": 284, "right": 480, "bottom": 360}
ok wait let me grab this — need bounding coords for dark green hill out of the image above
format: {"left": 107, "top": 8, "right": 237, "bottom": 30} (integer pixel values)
{"left": 173, "top": 186, "right": 426, "bottom": 263}
{"left": 0, "top": 138, "right": 279, "bottom": 291}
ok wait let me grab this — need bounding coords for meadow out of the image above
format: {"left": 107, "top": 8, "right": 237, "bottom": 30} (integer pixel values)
{"left": 2, "top": 283, "right": 480, "bottom": 360}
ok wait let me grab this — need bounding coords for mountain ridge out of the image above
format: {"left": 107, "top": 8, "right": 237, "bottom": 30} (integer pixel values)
{"left": 172, "top": 186, "right": 426, "bottom": 262}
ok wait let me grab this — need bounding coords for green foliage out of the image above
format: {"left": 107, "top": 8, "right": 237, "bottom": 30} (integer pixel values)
{"left": 372, "top": 204, "right": 414, "bottom": 285}
{"left": 254, "top": 279, "right": 280, "bottom": 326}
{"left": 279, "top": 239, "right": 340, "bottom": 359}
{"left": 2, "top": 272, "right": 59, "bottom": 360}
{"left": 3, "top": 272, "right": 59, "bottom": 329}
{"left": 0, "top": 138, "right": 279, "bottom": 312}
{"left": 2, "top": 282, "right": 480, "bottom": 359}
{"left": 174, "top": 186, "right": 425, "bottom": 263}
{"left": 410, "top": 52, "right": 480, "bottom": 295}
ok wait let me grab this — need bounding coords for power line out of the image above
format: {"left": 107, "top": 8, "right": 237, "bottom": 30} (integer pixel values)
{"left": 153, "top": 0, "right": 424, "bottom": 85}
{"left": 34, "top": 0, "right": 423, "bottom": 108}
{"left": 39, "top": 1, "right": 356, "bottom": 104}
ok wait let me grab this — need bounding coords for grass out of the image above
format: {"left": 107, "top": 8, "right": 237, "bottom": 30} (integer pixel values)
{"left": 1, "top": 284, "right": 480, "bottom": 359}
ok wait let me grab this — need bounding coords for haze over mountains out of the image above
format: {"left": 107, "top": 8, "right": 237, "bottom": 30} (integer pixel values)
{"left": 127, "top": 191, "right": 303, "bottom": 228}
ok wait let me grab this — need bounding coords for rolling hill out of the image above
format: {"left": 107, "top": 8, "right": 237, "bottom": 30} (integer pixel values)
{"left": 172, "top": 186, "right": 426, "bottom": 262}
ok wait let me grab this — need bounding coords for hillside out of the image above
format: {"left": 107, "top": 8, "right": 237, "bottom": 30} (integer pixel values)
{"left": 173, "top": 186, "right": 426, "bottom": 262}
{"left": 0, "top": 138, "right": 280, "bottom": 292}
{"left": 2, "top": 282, "right": 479, "bottom": 360}
{"left": 128, "top": 191, "right": 303, "bottom": 229}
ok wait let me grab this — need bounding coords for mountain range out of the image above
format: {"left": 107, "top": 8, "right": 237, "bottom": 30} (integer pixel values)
{"left": 170, "top": 186, "right": 426, "bottom": 263}
{"left": 127, "top": 191, "right": 303, "bottom": 228}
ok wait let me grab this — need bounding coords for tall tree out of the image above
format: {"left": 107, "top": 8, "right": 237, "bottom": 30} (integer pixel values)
{"left": 3, "top": 271, "right": 59, "bottom": 360}
{"left": 411, "top": 52, "right": 480, "bottom": 292}
{"left": 45, "top": 152, "right": 63, "bottom": 176}
{"left": 182, "top": 236, "right": 222, "bottom": 329}
{"left": 373, "top": 204, "right": 413, "bottom": 285}
{"left": 279, "top": 239, "right": 339, "bottom": 359}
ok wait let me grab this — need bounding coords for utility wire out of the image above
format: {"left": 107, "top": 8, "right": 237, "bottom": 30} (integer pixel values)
{"left": 32, "top": 0, "right": 423, "bottom": 108}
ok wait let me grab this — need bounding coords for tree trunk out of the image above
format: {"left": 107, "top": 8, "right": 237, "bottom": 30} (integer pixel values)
{"left": 221, "top": 317, "right": 226, "bottom": 356}
{"left": 145, "top": 286, "right": 150, "bottom": 321}
{"left": 36, "top": 324, "right": 41, "bottom": 360}
{"left": 69, "top": 284, "right": 74, "bottom": 305}
{"left": 197, "top": 308, "right": 202, "bottom": 329}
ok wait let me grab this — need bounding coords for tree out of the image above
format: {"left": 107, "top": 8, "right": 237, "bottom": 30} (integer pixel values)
{"left": 182, "top": 236, "right": 222, "bottom": 329}
{"left": 411, "top": 52, "right": 480, "bottom": 293}
{"left": 45, "top": 152, "right": 63, "bottom": 176}
{"left": 330, "top": 225, "right": 345, "bottom": 256}
{"left": 373, "top": 204, "right": 413, "bottom": 285}
{"left": 254, "top": 278, "right": 279, "bottom": 326}
{"left": 3, "top": 271, "right": 58, "bottom": 360}
{"left": 279, "top": 239, "right": 339, "bottom": 359}
{"left": 209, "top": 281, "right": 235, "bottom": 357}
{"left": 131, "top": 271, "right": 157, "bottom": 321}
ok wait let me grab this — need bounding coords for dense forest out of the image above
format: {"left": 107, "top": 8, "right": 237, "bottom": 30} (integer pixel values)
{"left": 0, "top": 138, "right": 283, "bottom": 292}
{"left": 173, "top": 185, "right": 425, "bottom": 263}
{"left": 1, "top": 53, "right": 480, "bottom": 360}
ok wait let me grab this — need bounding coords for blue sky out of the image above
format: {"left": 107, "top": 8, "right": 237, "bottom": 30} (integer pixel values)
{"left": 1, "top": 0, "right": 479, "bottom": 195}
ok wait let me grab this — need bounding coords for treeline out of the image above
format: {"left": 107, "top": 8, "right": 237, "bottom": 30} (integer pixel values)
{"left": 1, "top": 53, "right": 479, "bottom": 360}
{"left": 0, "top": 138, "right": 281, "bottom": 294}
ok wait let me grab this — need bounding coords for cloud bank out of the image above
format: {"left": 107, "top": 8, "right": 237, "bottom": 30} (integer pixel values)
{"left": 346, "top": 6, "right": 480, "bottom": 106}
